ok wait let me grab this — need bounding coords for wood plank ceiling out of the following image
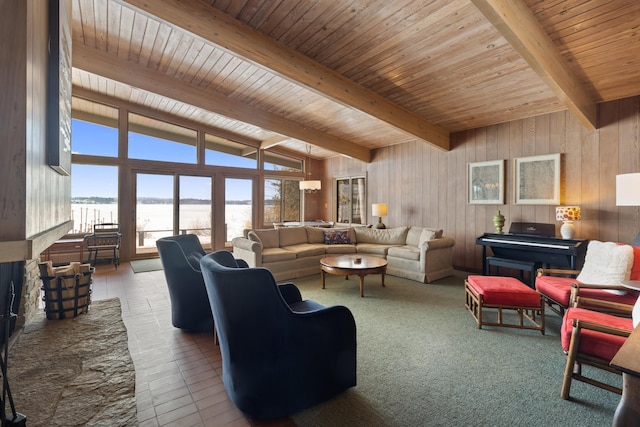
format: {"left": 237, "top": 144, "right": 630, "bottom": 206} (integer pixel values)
{"left": 71, "top": 0, "right": 640, "bottom": 162}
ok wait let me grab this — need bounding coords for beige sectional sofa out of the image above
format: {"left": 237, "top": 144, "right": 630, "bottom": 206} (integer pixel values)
{"left": 231, "top": 225, "right": 455, "bottom": 283}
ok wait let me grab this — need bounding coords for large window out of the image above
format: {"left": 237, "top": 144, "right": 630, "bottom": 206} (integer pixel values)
{"left": 264, "top": 178, "right": 301, "bottom": 224}
{"left": 71, "top": 165, "right": 119, "bottom": 234}
{"left": 264, "top": 151, "right": 303, "bottom": 172}
{"left": 205, "top": 134, "right": 257, "bottom": 169}
{"left": 179, "top": 175, "right": 212, "bottom": 250}
{"left": 128, "top": 113, "right": 197, "bottom": 163}
{"left": 135, "top": 173, "right": 174, "bottom": 254}
{"left": 336, "top": 177, "right": 366, "bottom": 225}
{"left": 71, "top": 98, "right": 119, "bottom": 157}
{"left": 72, "top": 96, "right": 312, "bottom": 257}
{"left": 225, "top": 178, "right": 253, "bottom": 242}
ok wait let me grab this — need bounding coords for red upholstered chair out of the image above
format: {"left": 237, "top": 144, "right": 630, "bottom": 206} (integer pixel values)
{"left": 560, "top": 296, "right": 638, "bottom": 399}
{"left": 536, "top": 241, "right": 640, "bottom": 316}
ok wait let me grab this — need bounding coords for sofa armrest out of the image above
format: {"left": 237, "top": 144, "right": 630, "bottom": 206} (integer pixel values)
{"left": 420, "top": 236, "right": 455, "bottom": 282}
{"left": 231, "top": 237, "right": 262, "bottom": 267}
{"left": 423, "top": 236, "right": 455, "bottom": 251}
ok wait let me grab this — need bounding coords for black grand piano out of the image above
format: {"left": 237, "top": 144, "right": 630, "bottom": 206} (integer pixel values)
{"left": 476, "top": 222, "right": 588, "bottom": 287}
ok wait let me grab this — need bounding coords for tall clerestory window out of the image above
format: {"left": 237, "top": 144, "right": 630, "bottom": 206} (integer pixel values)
{"left": 128, "top": 112, "right": 197, "bottom": 163}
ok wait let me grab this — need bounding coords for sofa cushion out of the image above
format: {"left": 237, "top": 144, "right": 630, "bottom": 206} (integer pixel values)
{"left": 427, "top": 228, "right": 444, "bottom": 239}
{"left": 354, "top": 226, "right": 408, "bottom": 245}
{"left": 406, "top": 227, "right": 423, "bottom": 247}
{"left": 356, "top": 243, "right": 394, "bottom": 256}
{"left": 325, "top": 244, "right": 357, "bottom": 254}
{"left": 577, "top": 240, "right": 633, "bottom": 294}
{"left": 306, "top": 226, "right": 326, "bottom": 244}
{"left": 262, "top": 247, "right": 296, "bottom": 263}
{"left": 281, "top": 244, "right": 325, "bottom": 258}
{"left": 249, "top": 229, "right": 279, "bottom": 249}
{"left": 247, "top": 230, "right": 261, "bottom": 244}
{"left": 279, "top": 226, "right": 308, "bottom": 247}
{"left": 419, "top": 229, "right": 438, "bottom": 246}
{"left": 324, "top": 229, "right": 352, "bottom": 244}
{"left": 387, "top": 245, "right": 420, "bottom": 261}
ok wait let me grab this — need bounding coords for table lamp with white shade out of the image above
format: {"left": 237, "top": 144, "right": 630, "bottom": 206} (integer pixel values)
{"left": 372, "top": 203, "right": 388, "bottom": 229}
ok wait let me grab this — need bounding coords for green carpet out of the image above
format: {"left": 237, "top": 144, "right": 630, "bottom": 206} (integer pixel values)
{"left": 290, "top": 271, "right": 621, "bottom": 427}
{"left": 130, "top": 258, "right": 163, "bottom": 273}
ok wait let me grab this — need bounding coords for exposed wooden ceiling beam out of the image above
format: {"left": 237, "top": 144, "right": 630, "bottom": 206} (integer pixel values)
{"left": 119, "top": 0, "right": 450, "bottom": 150}
{"left": 74, "top": 86, "right": 262, "bottom": 148}
{"left": 260, "top": 136, "right": 288, "bottom": 150}
{"left": 472, "top": 0, "right": 597, "bottom": 130}
{"left": 72, "top": 43, "right": 371, "bottom": 162}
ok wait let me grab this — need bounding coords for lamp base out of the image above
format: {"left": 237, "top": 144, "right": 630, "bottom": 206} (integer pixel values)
{"left": 560, "top": 221, "right": 575, "bottom": 240}
{"left": 374, "top": 218, "right": 386, "bottom": 229}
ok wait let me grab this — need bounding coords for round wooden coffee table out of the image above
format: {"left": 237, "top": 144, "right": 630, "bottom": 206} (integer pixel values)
{"left": 320, "top": 254, "right": 387, "bottom": 297}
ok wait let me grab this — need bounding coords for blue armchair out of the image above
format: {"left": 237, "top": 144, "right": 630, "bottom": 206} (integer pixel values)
{"left": 200, "top": 250, "right": 357, "bottom": 419}
{"left": 156, "top": 234, "right": 213, "bottom": 332}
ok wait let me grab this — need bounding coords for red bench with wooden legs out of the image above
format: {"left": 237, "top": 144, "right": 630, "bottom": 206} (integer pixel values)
{"left": 465, "top": 275, "right": 545, "bottom": 334}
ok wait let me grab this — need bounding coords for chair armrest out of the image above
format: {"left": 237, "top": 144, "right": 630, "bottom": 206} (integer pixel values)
{"left": 570, "top": 282, "right": 635, "bottom": 316}
{"left": 571, "top": 282, "right": 628, "bottom": 291}
{"left": 572, "top": 318, "right": 633, "bottom": 338}
{"left": 573, "top": 296, "right": 635, "bottom": 317}
{"left": 278, "top": 283, "right": 303, "bottom": 305}
{"left": 537, "top": 268, "right": 581, "bottom": 277}
{"left": 293, "top": 305, "right": 356, "bottom": 345}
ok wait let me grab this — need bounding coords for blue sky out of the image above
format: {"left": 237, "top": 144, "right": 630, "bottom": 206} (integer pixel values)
{"left": 71, "top": 119, "right": 253, "bottom": 200}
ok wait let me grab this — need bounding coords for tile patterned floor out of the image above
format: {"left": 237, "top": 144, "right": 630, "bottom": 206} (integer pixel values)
{"left": 91, "top": 262, "right": 296, "bottom": 427}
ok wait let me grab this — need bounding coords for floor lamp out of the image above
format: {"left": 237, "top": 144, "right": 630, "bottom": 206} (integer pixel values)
{"left": 616, "top": 173, "right": 640, "bottom": 245}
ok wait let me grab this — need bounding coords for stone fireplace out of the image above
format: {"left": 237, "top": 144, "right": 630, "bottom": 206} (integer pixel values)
{"left": 0, "top": 260, "right": 42, "bottom": 345}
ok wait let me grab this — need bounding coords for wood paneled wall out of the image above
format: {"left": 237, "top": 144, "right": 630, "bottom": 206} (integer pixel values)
{"left": 0, "top": 0, "right": 72, "bottom": 260}
{"left": 323, "top": 96, "right": 640, "bottom": 272}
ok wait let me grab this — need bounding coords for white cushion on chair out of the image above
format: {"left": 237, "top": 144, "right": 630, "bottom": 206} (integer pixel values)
{"left": 576, "top": 240, "right": 634, "bottom": 294}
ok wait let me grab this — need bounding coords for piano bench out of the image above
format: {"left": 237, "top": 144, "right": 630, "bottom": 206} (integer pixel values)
{"left": 485, "top": 256, "right": 541, "bottom": 288}
{"left": 465, "top": 275, "right": 545, "bottom": 334}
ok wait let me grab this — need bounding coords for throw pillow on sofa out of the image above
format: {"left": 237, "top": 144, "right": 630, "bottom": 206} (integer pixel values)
{"left": 323, "top": 229, "right": 352, "bottom": 244}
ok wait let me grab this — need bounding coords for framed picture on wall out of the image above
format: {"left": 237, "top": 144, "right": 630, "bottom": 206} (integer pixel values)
{"left": 514, "top": 153, "right": 560, "bottom": 205}
{"left": 467, "top": 160, "right": 505, "bottom": 204}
